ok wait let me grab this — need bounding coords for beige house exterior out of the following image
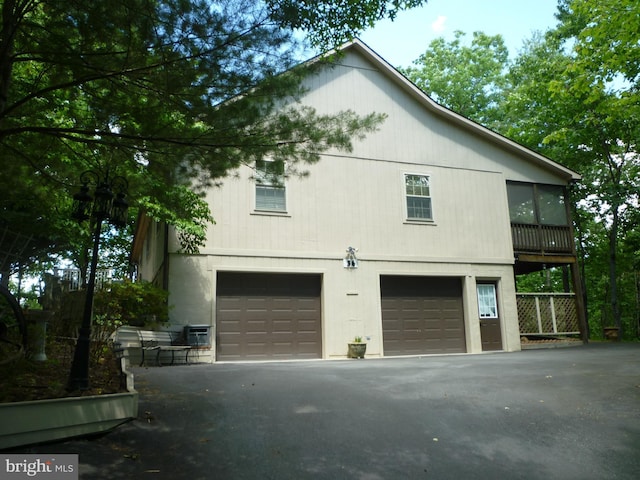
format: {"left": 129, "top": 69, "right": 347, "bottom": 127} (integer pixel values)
{"left": 131, "top": 40, "right": 582, "bottom": 362}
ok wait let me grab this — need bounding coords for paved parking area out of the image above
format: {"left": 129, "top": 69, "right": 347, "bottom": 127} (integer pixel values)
{"left": 18, "top": 344, "right": 640, "bottom": 479}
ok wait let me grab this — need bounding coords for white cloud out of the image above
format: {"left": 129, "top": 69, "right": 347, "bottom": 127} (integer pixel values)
{"left": 431, "top": 15, "right": 447, "bottom": 33}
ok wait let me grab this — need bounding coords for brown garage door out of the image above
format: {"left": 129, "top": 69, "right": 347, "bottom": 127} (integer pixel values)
{"left": 381, "top": 276, "right": 466, "bottom": 356}
{"left": 216, "top": 272, "right": 322, "bottom": 361}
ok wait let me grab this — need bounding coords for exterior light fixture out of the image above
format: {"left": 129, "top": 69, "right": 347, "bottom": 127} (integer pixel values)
{"left": 71, "top": 184, "right": 92, "bottom": 222}
{"left": 344, "top": 246, "right": 359, "bottom": 269}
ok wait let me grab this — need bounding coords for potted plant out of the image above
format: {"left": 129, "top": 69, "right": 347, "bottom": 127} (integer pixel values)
{"left": 347, "top": 336, "right": 367, "bottom": 359}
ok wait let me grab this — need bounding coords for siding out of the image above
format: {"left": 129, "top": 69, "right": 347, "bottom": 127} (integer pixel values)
{"left": 186, "top": 49, "right": 563, "bottom": 262}
{"left": 304, "top": 51, "right": 566, "bottom": 184}
{"left": 201, "top": 158, "right": 513, "bottom": 264}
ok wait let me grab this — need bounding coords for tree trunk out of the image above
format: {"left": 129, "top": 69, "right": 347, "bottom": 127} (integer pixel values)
{"left": 0, "top": 0, "right": 18, "bottom": 116}
{"left": 0, "top": 269, "right": 9, "bottom": 288}
{"left": 608, "top": 210, "right": 622, "bottom": 339}
{"left": 573, "top": 208, "right": 590, "bottom": 337}
{"left": 633, "top": 272, "right": 640, "bottom": 338}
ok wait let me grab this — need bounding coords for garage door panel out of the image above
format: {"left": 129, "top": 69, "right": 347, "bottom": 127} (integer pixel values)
{"left": 298, "top": 323, "right": 320, "bottom": 334}
{"left": 298, "top": 342, "right": 320, "bottom": 353}
{"left": 218, "top": 333, "right": 241, "bottom": 344}
{"left": 272, "top": 320, "right": 294, "bottom": 332}
{"left": 381, "top": 276, "right": 466, "bottom": 356}
{"left": 217, "top": 334, "right": 242, "bottom": 358}
{"left": 246, "top": 345, "right": 269, "bottom": 357}
{"left": 217, "top": 273, "right": 322, "bottom": 361}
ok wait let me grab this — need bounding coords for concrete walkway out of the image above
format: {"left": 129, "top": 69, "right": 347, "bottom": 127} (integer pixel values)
{"left": 18, "top": 344, "right": 640, "bottom": 479}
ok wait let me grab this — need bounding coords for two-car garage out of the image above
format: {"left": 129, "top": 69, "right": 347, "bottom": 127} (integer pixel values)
{"left": 215, "top": 272, "right": 466, "bottom": 361}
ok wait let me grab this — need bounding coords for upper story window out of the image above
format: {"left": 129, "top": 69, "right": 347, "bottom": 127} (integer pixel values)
{"left": 506, "top": 182, "right": 568, "bottom": 226}
{"left": 405, "top": 174, "right": 433, "bottom": 221}
{"left": 255, "top": 159, "right": 286, "bottom": 212}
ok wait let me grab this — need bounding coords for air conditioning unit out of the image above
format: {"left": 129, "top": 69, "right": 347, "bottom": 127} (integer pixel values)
{"left": 184, "top": 325, "right": 211, "bottom": 348}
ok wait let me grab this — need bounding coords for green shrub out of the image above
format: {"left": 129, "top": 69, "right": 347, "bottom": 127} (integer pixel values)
{"left": 93, "top": 281, "right": 170, "bottom": 330}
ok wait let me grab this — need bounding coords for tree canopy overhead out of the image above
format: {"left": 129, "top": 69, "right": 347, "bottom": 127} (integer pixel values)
{"left": 401, "top": 30, "right": 509, "bottom": 129}
{"left": 0, "top": 0, "right": 426, "bottom": 274}
{"left": 267, "top": 0, "right": 427, "bottom": 48}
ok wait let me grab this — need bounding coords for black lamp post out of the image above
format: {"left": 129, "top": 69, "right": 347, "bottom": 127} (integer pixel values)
{"left": 67, "top": 170, "right": 128, "bottom": 391}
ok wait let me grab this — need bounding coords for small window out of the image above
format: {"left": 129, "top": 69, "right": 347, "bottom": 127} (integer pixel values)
{"left": 405, "top": 174, "right": 432, "bottom": 220}
{"left": 477, "top": 284, "right": 498, "bottom": 318}
{"left": 255, "top": 160, "right": 286, "bottom": 212}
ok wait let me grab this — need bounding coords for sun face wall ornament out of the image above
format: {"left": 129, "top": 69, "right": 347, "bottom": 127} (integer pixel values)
{"left": 343, "top": 246, "right": 359, "bottom": 269}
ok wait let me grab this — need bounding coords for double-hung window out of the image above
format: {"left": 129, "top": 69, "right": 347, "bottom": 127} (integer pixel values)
{"left": 255, "top": 159, "right": 286, "bottom": 212}
{"left": 405, "top": 174, "right": 432, "bottom": 221}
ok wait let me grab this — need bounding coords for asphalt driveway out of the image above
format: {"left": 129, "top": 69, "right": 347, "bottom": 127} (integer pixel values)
{"left": 18, "top": 344, "right": 640, "bottom": 479}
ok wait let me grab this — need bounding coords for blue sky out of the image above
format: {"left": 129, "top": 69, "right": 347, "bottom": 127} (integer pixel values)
{"left": 360, "top": 0, "right": 561, "bottom": 68}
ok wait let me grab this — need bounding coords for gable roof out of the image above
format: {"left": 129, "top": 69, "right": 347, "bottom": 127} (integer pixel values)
{"left": 316, "top": 39, "right": 580, "bottom": 182}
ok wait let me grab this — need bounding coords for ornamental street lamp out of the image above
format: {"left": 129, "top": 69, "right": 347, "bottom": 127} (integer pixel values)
{"left": 67, "top": 170, "right": 129, "bottom": 391}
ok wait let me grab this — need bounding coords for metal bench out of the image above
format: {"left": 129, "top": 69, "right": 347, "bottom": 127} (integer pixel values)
{"left": 137, "top": 330, "right": 191, "bottom": 366}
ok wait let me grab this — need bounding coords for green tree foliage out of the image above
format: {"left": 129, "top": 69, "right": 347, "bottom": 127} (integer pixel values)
{"left": 269, "top": 0, "right": 427, "bottom": 49}
{"left": 93, "top": 280, "right": 170, "bottom": 329}
{"left": 1, "top": 0, "right": 423, "bottom": 276}
{"left": 506, "top": 1, "right": 640, "bottom": 338}
{"left": 400, "top": 31, "right": 510, "bottom": 128}
{"left": 555, "top": 0, "right": 639, "bottom": 91}
{"left": 515, "top": 268, "right": 569, "bottom": 294}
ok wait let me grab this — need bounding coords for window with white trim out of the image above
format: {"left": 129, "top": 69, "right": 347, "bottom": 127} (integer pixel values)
{"left": 255, "top": 159, "right": 286, "bottom": 212}
{"left": 405, "top": 174, "right": 432, "bottom": 220}
{"left": 477, "top": 284, "right": 498, "bottom": 318}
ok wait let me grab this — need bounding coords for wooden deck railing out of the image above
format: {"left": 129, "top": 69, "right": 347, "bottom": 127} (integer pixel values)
{"left": 511, "top": 223, "right": 573, "bottom": 254}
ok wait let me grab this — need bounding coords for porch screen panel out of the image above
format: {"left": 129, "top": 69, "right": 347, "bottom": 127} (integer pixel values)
{"left": 537, "top": 185, "right": 568, "bottom": 225}
{"left": 507, "top": 183, "right": 535, "bottom": 224}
